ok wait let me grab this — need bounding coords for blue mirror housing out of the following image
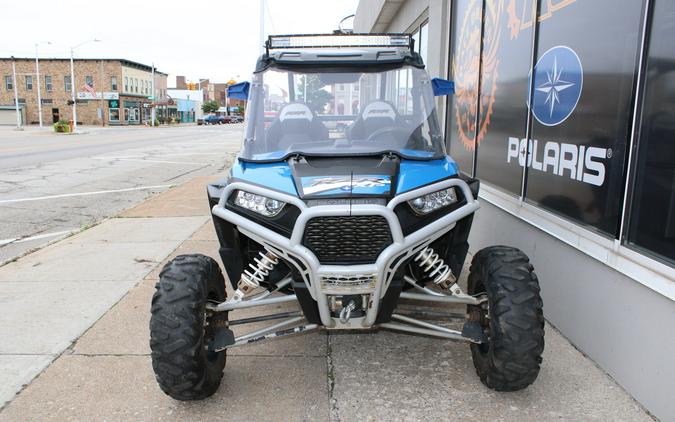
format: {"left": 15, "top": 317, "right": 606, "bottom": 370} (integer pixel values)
{"left": 227, "top": 81, "right": 250, "bottom": 100}
{"left": 431, "top": 78, "right": 455, "bottom": 96}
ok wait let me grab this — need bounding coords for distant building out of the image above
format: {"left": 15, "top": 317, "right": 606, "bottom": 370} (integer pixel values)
{"left": 166, "top": 88, "right": 203, "bottom": 123}
{"left": 0, "top": 58, "right": 168, "bottom": 126}
{"left": 174, "top": 75, "right": 246, "bottom": 116}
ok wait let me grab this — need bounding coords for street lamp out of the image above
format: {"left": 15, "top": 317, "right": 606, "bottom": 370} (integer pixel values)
{"left": 70, "top": 38, "right": 101, "bottom": 132}
{"left": 35, "top": 41, "right": 52, "bottom": 128}
{"left": 11, "top": 57, "right": 22, "bottom": 130}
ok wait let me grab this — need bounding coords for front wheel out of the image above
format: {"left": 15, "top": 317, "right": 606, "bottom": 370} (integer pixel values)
{"left": 149, "top": 254, "right": 227, "bottom": 400}
{"left": 467, "top": 246, "right": 544, "bottom": 391}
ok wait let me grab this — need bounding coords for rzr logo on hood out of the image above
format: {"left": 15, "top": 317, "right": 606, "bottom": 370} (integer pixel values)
{"left": 303, "top": 176, "right": 391, "bottom": 195}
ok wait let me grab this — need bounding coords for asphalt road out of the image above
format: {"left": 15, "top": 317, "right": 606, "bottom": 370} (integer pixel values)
{"left": 0, "top": 124, "right": 243, "bottom": 263}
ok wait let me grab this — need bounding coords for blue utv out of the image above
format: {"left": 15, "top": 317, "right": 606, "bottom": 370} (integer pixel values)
{"left": 149, "top": 34, "right": 545, "bottom": 400}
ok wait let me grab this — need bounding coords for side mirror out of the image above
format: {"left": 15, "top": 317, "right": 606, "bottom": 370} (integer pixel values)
{"left": 227, "top": 81, "right": 250, "bottom": 100}
{"left": 431, "top": 78, "right": 455, "bottom": 96}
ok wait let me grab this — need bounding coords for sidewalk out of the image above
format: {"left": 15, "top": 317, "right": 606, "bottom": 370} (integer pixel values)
{"left": 0, "top": 175, "right": 654, "bottom": 421}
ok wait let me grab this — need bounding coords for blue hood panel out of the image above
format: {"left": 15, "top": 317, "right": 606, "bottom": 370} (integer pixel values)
{"left": 230, "top": 155, "right": 458, "bottom": 198}
{"left": 396, "top": 157, "right": 459, "bottom": 194}
{"left": 231, "top": 160, "right": 298, "bottom": 195}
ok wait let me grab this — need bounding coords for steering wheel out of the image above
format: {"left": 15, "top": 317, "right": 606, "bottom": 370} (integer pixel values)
{"left": 366, "top": 126, "right": 410, "bottom": 142}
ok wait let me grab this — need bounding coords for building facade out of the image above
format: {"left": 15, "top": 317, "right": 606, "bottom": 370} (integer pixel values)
{"left": 0, "top": 58, "right": 168, "bottom": 126}
{"left": 355, "top": 1, "right": 674, "bottom": 420}
{"left": 174, "top": 75, "right": 247, "bottom": 115}
{"left": 166, "top": 88, "right": 204, "bottom": 123}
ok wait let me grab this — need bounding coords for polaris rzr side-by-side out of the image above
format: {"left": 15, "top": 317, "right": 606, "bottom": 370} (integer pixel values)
{"left": 149, "top": 34, "right": 544, "bottom": 400}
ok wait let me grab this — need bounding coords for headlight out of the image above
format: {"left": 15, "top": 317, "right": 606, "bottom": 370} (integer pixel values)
{"left": 407, "top": 187, "right": 458, "bottom": 215}
{"left": 233, "top": 190, "right": 286, "bottom": 217}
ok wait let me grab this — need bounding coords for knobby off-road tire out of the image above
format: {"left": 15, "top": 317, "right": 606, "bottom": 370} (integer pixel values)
{"left": 467, "top": 246, "right": 544, "bottom": 391}
{"left": 149, "top": 254, "right": 227, "bottom": 400}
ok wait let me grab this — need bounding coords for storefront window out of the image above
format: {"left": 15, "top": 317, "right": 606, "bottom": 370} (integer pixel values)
{"left": 447, "top": 0, "right": 482, "bottom": 175}
{"left": 627, "top": 0, "right": 675, "bottom": 263}
{"left": 471, "top": 0, "right": 534, "bottom": 195}
{"left": 419, "top": 21, "right": 428, "bottom": 65}
{"left": 109, "top": 108, "right": 120, "bottom": 122}
{"left": 525, "top": 0, "right": 644, "bottom": 237}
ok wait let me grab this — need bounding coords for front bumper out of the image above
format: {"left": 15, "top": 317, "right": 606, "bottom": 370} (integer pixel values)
{"left": 212, "top": 178, "right": 479, "bottom": 329}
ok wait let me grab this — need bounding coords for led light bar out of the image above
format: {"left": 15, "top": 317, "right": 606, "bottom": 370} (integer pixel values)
{"left": 267, "top": 34, "right": 412, "bottom": 50}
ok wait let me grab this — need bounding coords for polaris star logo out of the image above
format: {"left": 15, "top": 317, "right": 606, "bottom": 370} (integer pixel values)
{"left": 529, "top": 45, "right": 583, "bottom": 126}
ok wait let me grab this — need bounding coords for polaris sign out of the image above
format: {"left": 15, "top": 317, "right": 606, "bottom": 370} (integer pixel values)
{"left": 505, "top": 46, "right": 607, "bottom": 186}
{"left": 507, "top": 138, "right": 608, "bottom": 186}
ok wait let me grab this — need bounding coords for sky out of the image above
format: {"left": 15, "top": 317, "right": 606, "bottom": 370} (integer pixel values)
{"left": 1, "top": 0, "right": 359, "bottom": 86}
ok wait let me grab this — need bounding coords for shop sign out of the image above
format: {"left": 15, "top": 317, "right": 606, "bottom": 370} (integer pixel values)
{"left": 77, "top": 92, "right": 119, "bottom": 100}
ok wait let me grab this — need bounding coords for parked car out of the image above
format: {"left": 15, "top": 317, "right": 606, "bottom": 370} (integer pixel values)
{"left": 207, "top": 114, "right": 224, "bottom": 125}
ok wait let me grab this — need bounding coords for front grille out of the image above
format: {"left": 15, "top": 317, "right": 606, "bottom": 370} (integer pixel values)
{"left": 321, "top": 274, "right": 377, "bottom": 290}
{"left": 303, "top": 216, "right": 392, "bottom": 264}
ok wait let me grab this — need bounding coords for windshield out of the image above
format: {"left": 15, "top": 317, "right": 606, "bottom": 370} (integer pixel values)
{"left": 240, "top": 66, "right": 445, "bottom": 161}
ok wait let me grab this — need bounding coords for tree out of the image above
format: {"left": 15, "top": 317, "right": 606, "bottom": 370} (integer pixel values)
{"left": 296, "top": 75, "right": 333, "bottom": 113}
{"left": 202, "top": 100, "right": 219, "bottom": 114}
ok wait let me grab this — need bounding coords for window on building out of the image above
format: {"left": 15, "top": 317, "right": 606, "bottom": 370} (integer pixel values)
{"left": 627, "top": 0, "right": 675, "bottom": 264}
{"left": 64, "top": 76, "right": 71, "bottom": 92}
{"left": 109, "top": 108, "right": 120, "bottom": 122}
{"left": 25, "top": 75, "right": 33, "bottom": 91}
{"left": 85, "top": 75, "right": 93, "bottom": 88}
{"left": 419, "top": 20, "right": 428, "bottom": 65}
{"left": 124, "top": 77, "right": 128, "bottom": 92}
{"left": 5, "top": 75, "right": 13, "bottom": 91}
{"left": 135, "top": 78, "right": 138, "bottom": 93}
{"left": 45, "top": 75, "right": 52, "bottom": 92}
{"left": 111, "top": 76, "right": 117, "bottom": 91}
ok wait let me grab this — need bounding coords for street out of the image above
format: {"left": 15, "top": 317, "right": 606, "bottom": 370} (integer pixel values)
{"left": 0, "top": 124, "right": 241, "bottom": 263}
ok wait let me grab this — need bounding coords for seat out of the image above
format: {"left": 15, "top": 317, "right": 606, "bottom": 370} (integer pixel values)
{"left": 348, "top": 101, "right": 404, "bottom": 140}
{"left": 265, "top": 103, "right": 328, "bottom": 150}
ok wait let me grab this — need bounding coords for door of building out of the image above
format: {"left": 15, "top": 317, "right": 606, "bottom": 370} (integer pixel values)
{"left": 52, "top": 108, "right": 59, "bottom": 123}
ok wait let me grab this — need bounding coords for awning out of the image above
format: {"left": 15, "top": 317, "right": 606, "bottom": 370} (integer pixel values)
{"left": 227, "top": 82, "right": 250, "bottom": 100}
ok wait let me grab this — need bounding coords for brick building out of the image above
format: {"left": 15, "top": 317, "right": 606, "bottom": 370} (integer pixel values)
{"left": 0, "top": 58, "right": 167, "bottom": 126}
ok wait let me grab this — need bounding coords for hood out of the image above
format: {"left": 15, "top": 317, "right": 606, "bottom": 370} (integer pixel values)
{"left": 290, "top": 156, "right": 398, "bottom": 199}
{"left": 229, "top": 155, "right": 459, "bottom": 199}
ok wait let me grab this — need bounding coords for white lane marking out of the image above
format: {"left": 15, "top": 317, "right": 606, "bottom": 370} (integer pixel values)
{"left": 92, "top": 157, "right": 209, "bottom": 165}
{"left": 0, "top": 229, "right": 77, "bottom": 246}
{"left": 156, "top": 152, "right": 225, "bottom": 156}
{"left": 0, "top": 185, "right": 173, "bottom": 204}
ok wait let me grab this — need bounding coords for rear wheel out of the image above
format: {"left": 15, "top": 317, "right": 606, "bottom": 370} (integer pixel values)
{"left": 149, "top": 254, "right": 227, "bottom": 400}
{"left": 467, "top": 246, "right": 544, "bottom": 391}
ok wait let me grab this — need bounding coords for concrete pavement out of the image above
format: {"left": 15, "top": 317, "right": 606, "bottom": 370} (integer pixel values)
{"left": 0, "top": 172, "right": 654, "bottom": 421}
{"left": 0, "top": 124, "right": 242, "bottom": 263}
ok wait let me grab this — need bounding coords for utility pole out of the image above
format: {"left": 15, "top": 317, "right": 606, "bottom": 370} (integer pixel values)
{"left": 151, "top": 63, "right": 156, "bottom": 127}
{"left": 35, "top": 43, "right": 49, "bottom": 128}
{"left": 70, "top": 39, "right": 101, "bottom": 132}
{"left": 11, "top": 57, "right": 22, "bottom": 130}
{"left": 70, "top": 48, "right": 77, "bottom": 131}
{"left": 259, "top": 0, "right": 265, "bottom": 52}
{"left": 99, "top": 59, "right": 105, "bottom": 127}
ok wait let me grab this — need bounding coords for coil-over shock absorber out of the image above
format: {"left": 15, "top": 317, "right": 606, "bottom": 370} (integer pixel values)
{"left": 232, "top": 250, "right": 279, "bottom": 301}
{"left": 414, "top": 246, "right": 462, "bottom": 295}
